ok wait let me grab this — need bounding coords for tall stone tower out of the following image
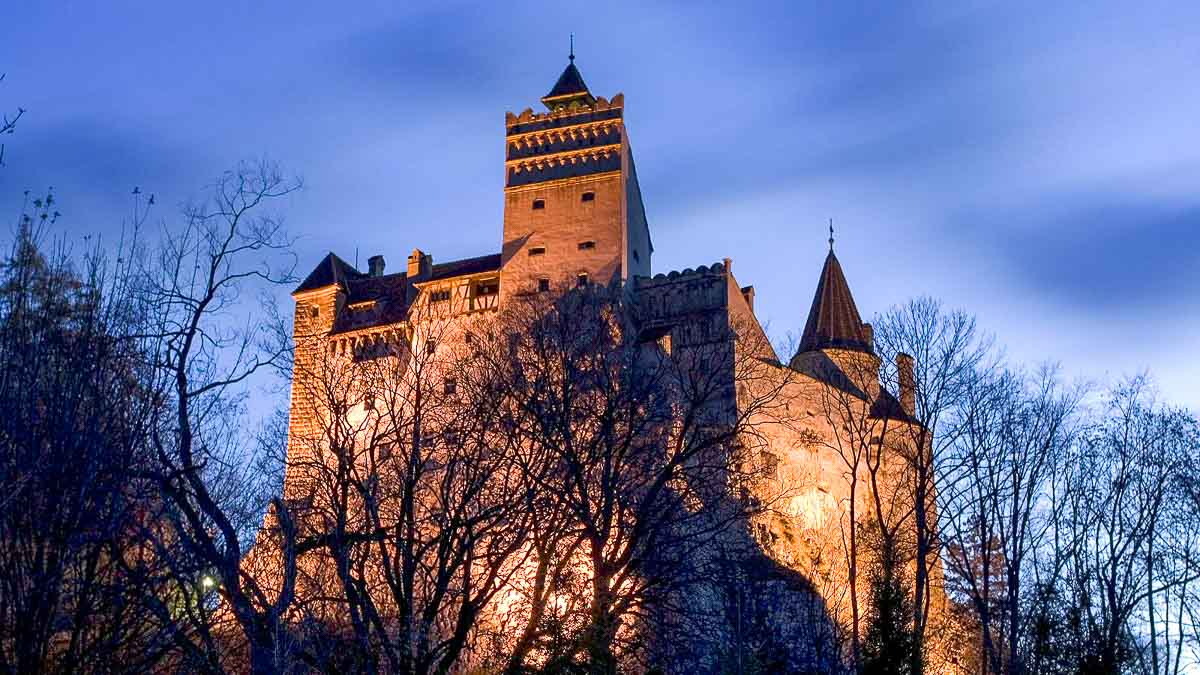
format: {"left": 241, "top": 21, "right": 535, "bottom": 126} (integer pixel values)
{"left": 500, "top": 53, "right": 652, "bottom": 297}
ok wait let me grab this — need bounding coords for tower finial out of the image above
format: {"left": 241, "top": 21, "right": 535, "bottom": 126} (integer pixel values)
{"left": 569, "top": 33, "right": 575, "bottom": 62}
{"left": 828, "top": 218, "right": 835, "bottom": 252}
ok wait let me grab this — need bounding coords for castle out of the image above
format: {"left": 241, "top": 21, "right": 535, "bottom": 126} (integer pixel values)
{"left": 277, "top": 53, "right": 950, "bottom": 672}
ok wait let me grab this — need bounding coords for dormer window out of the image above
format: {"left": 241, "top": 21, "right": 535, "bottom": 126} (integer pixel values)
{"left": 532, "top": 199, "right": 545, "bottom": 210}
{"left": 578, "top": 240, "right": 596, "bottom": 251}
{"left": 581, "top": 191, "right": 595, "bottom": 202}
{"left": 528, "top": 246, "right": 546, "bottom": 257}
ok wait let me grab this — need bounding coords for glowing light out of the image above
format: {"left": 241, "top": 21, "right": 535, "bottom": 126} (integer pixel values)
{"left": 201, "top": 575, "right": 216, "bottom": 590}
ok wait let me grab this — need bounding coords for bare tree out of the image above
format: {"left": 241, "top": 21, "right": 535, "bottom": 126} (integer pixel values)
{"left": 284, "top": 293, "right": 537, "bottom": 674}
{"left": 0, "top": 73, "right": 24, "bottom": 168}
{"left": 480, "top": 280, "right": 790, "bottom": 673}
{"left": 873, "top": 297, "right": 994, "bottom": 671}
{"left": 1059, "top": 377, "right": 1199, "bottom": 674}
{"left": 938, "top": 366, "right": 1079, "bottom": 675}
{"left": 136, "top": 161, "right": 303, "bottom": 674}
{"left": 0, "top": 196, "right": 176, "bottom": 673}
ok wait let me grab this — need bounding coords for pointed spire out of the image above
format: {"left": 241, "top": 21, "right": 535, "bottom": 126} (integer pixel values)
{"left": 542, "top": 40, "right": 596, "bottom": 111}
{"left": 798, "top": 246, "right": 873, "bottom": 354}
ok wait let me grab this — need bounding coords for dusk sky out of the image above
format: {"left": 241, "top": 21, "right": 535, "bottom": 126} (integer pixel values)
{"left": 3, "top": 1, "right": 1198, "bottom": 410}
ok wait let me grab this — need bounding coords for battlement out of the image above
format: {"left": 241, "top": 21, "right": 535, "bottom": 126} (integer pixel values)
{"left": 504, "top": 94, "right": 624, "bottom": 135}
{"left": 634, "top": 262, "right": 731, "bottom": 344}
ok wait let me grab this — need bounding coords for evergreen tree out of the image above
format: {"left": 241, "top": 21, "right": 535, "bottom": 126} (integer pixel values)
{"left": 861, "top": 535, "right": 919, "bottom": 675}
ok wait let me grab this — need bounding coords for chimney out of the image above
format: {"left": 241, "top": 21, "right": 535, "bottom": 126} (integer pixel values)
{"left": 406, "top": 248, "right": 432, "bottom": 280}
{"left": 368, "top": 255, "right": 386, "bottom": 277}
{"left": 862, "top": 323, "right": 874, "bottom": 352}
{"left": 897, "top": 352, "right": 915, "bottom": 416}
{"left": 741, "top": 285, "right": 755, "bottom": 313}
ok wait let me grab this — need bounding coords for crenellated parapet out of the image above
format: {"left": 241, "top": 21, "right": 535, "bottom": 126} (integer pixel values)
{"left": 633, "top": 262, "right": 731, "bottom": 346}
{"left": 504, "top": 93, "right": 624, "bottom": 135}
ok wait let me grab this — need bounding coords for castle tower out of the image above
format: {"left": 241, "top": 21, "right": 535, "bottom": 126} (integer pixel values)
{"left": 500, "top": 53, "right": 652, "bottom": 297}
{"left": 789, "top": 245, "right": 881, "bottom": 396}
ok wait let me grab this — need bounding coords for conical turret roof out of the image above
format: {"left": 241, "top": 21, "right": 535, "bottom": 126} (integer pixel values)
{"left": 542, "top": 56, "right": 596, "bottom": 110}
{"left": 798, "top": 250, "right": 872, "bottom": 354}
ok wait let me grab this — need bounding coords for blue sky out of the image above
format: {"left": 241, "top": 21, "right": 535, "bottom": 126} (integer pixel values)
{"left": 2, "top": 1, "right": 1198, "bottom": 410}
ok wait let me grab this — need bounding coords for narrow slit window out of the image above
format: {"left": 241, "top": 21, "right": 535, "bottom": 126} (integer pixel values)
{"left": 528, "top": 246, "right": 546, "bottom": 257}
{"left": 532, "top": 199, "right": 545, "bottom": 210}
{"left": 581, "top": 191, "right": 595, "bottom": 202}
{"left": 578, "top": 240, "right": 596, "bottom": 251}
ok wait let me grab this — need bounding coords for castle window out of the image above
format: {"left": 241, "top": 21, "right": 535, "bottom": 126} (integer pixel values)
{"left": 444, "top": 428, "right": 460, "bottom": 447}
{"left": 444, "top": 378, "right": 457, "bottom": 395}
{"left": 532, "top": 199, "right": 545, "bottom": 210}
{"left": 537, "top": 278, "right": 550, "bottom": 293}
{"left": 426, "top": 340, "right": 437, "bottom": 355}
{"left": 308, "top": 305, "right": 319, "bottom": 319}
{"left": 474, "top": 280, "right": 499, "bottom": 296}
{"left": 363, "top": 392, "right": 376, "bottom": 411}
{"left": 528, "top": 246, "right": 546, "bottom": 257}
{"left": 578, "top": 240, "right": 596, "bottom": 251}
{"left": 576, "top": 273, "right": 589, "bottom": 288}
{"left": 429, "top": 289, "right": 451, "bottom": 303}
{"left": 581, "top": 191, "right": 595, "bottom": 202}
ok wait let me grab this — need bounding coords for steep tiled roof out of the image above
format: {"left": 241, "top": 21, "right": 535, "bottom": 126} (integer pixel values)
{"left": 294, "top": 252, "right": 362, "bottom": 294}
{"left": 798, "top": 251, "right": 873, "bottom": 354}
{"left": 545, "top": 61, "right": 589, "bottom": 99}
{"left": 542, "top": 59, "right": 596, "bottom": 109}
{"left": 429, "top": 253, "right": 501, "bottom": 281}
{"left": 333, "top": 273, "right": 409, "bottom": 335}
{"left": 324, "top": 252, "right": 501, "bottom": 336}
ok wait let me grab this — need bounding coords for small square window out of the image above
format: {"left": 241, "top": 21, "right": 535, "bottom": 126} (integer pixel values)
{"left": 578, "top": 240, "right": 596, "bottom": 251}
{"left": 532, "top": 199, "right": 545, "bottom": 210}
{"left": 308, "top": 305, "right": 319, "bottom": 319}
{"left": 537, "top": 278, "right": 550, "bottom": 293}
{"left": 581, "top": 191, "right": 595, "bottom": 202}
{"left": 576, "top": 273, "right": 589, "bottom": 288}
{"left": 444, "top": 378, "right": 457, "bottom": 395}
{"left": 528, "top": 246, "right": 546, "bottom": 257}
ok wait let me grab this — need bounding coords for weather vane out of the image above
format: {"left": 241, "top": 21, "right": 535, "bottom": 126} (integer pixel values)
{"left": 828, "top": 218, "right": 835, "bottom": 252}
{"left": 569, "top": 33, "right": 575, "bottom": 62}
